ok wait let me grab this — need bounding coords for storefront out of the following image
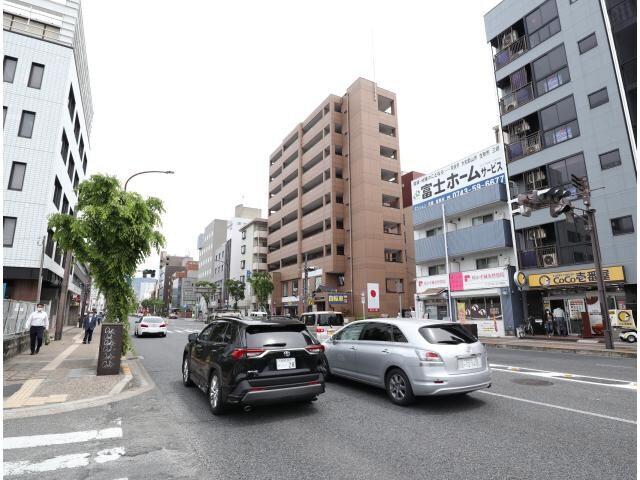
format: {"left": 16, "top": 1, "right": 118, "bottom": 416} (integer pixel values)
{"left": 281, "top": 296, "right": 299, "bottom": 317}
{"left": 520, "top": 265, "right": 630, "bottom": 336}
{"left": 415, "top": 267, "right": 521, "bottom": 337}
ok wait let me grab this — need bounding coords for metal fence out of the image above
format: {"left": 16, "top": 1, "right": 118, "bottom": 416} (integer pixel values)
{"left": 3, "top": 300, "right": 50, "bottom": 338}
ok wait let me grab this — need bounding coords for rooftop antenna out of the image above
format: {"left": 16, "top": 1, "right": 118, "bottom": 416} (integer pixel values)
{"left": 371, "top": 29, "right": 377, "bottom": 102}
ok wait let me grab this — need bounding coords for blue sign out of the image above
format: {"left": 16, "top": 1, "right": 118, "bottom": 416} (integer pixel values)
{"left": 246, "top": 270, "right": 252, "bottom": 280}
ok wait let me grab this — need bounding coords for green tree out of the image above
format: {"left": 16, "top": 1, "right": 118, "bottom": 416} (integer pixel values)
{"left": 141, "top": 298, "right": 163, "bottom": 314}
{"left": 48, "top": 174, "right": 165, "bottom": 355}
{"left": 248, "top": 272, "right": 274, "bottom": 311}
{"left": 195, "top": 280, "right": 217, "bottom": 313}
{"left": 225, "top": 279, "right": 245, "bottom": 310}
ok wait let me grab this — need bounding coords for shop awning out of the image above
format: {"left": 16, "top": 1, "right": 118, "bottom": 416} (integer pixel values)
{"left": 418, "top": 288, "right": 447, "bottom": 297}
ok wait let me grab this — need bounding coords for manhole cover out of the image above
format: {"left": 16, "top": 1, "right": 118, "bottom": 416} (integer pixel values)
{"left": 512, "top": 378, "right": 554, "bottom": 386}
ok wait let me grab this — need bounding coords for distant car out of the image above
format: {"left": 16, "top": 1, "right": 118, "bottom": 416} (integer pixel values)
{"left": 182, "top": 316, "right": 326, "bottom": 414}
{"left": 206, "top": 310, "right": 242, "bottom": 324}
{"left": 619, "top": 329, "right": 637, "bottom": 343}
{"left": 300, "top": 311, "right": 345, "bottom": 342}
{"left": 322, "top": 319, "right": 491, "bottom": 405}
{"left": 248, "top": 311, "right": 268, "bottom": 319}
{"left": 169, "top": 313, "right": 178, "bottom": 319}
{"left": 134, "top": 316, "right": 167, "bottom": 337}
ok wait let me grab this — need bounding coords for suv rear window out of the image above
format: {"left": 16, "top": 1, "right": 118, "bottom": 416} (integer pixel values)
{"left": 419, "top": 324, "right": 477, "bottom": 344}
{"left": 245, "top": 325, "right": 314, "bottom": 348}
{"left": 318, "top": 313, "right": 344, "bottom": 326}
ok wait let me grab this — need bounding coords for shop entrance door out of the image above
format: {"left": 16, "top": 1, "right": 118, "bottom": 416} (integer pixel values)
{"left": 549, "top": 300, "right": 565, "bottom": 335}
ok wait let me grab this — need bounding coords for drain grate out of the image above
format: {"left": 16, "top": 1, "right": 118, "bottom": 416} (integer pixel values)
{"left": 512, "top": 378, "right": 554, "bottom": 386}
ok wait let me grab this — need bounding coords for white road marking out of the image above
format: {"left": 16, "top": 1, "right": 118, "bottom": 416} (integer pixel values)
{"left": 4, "top": 426, "right": 123, "bottom": 450}
{"left": 489, "top": 363, "right": 637, "bottom": 390}
{"left": 3, "top": 447, "right": 124, "bottom": 476}
{"left": 478, "top": 390, "right": 636, "bottom": 425}
{"left": 595, "top": 363, "right": 636, "bottom": 370}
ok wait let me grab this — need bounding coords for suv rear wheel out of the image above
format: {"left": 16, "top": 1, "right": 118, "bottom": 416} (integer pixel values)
{"left": 182, "top": 356, "right": 194, "bottom": 387}
{"left": 385, "top": 368, "right": 415, "bottom": 406}
{"left": 208, "top": 371, "right": 225, "bottom": 415}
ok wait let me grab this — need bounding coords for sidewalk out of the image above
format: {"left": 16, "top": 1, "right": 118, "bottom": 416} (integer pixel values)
{"left": 3, "top": 324, "right": 148, "bottom": 418}
{"left": 482, "top": 335, "right": 637, "bottom": 358}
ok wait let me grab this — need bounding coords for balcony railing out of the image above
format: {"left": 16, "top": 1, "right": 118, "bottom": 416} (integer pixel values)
{"left": 499, "top": 83, "right": 534, "bottom": 115}
{"left": 494, "top": 36, "right": 528, "bottom": 70}
{"left": 506, "top": 131, "right": 542, "bottom": 162}
{"left": 519, "top": 245, "right": 558, "bottom": 269}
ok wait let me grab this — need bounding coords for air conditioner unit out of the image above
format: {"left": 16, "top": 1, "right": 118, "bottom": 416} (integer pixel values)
{"left": 501, "top": 30, "right": 519, "bottom": 49}
{"left": 513, "top": 120, "right": 530, "bottom": 135}
{"left": 505, "top": 99, "right": 518, "bottom": 112}
{"left": 542, "top": 252, "right": 558, "bottom": 267}
{"left": 525, "top": 142, "right": 541, "bottom": 154}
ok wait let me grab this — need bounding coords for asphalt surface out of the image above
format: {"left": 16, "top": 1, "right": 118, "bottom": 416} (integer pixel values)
{"left": 3, "top": 316, "right": 637, "bottom": 479}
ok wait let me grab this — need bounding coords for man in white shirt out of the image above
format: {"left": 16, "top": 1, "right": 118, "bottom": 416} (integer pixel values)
{"left": 26, "top": 302, "right": 49, "bottom": 355}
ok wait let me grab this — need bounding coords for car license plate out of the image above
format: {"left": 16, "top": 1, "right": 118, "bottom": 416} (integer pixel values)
{"left": 276, "top": 358, "right": 296, "bottom": 370}
{"left": 328, "top": 329, "right": 335, "bottom": 336}
{"left": 458, "top": 356, "right": 481, "bottom": 370}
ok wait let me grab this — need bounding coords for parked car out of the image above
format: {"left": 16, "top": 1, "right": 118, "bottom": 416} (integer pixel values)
{"left": 169, "top": 312, "right": 178, "bottom": 319}
{"left": 300, "top": 311, "right": 345, "bottom": 342}
{"left": 248, "top": 311, "right": 268, "bottom": 319}
{"left": 322, "top": 319, "right": 491, "bottom": 405}
{"left": 182, "top": 316, "right": 326, "bottom": 414}
{"left": 619, "top": 328, "right": 637, "bottom": 343}
{"left": 134, "top": 316, "right": 167, "bottom": 337}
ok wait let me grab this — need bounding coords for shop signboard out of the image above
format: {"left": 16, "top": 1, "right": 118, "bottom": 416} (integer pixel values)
{"left": 416, "top": 275, "right": 449, "bottom": 294}
{"left": 609, "top": 310, "right": 636, "bottom": 329}
{"left": 367, "top": 283, "right": 380, "bottom": 312}
{"left": 328, "top": 292, "right": 349, "bottom": 304}
{"left": 450, "top": 267, "right": 509, "bottom": 291}
{"left": 586, "top": 296, "right": 602, "bottom": 333}
{"left": 411, "top": 144, "right": 505, "bottom": 210}
{"left": 528, "top": 266, "right": 625, "bottom": 288}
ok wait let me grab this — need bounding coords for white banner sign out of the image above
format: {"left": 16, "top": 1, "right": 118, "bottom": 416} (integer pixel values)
{"left": 450, "top": 267, "right": 510, "bottom": 291}
{"left": 416, "top": 275, "right": 449, "bottom": 294}
{"left": 367, "top": 283, "right": 380, "bottom": 312}
{"left": 412, "top": 144, "right": 506, "bottom": 209}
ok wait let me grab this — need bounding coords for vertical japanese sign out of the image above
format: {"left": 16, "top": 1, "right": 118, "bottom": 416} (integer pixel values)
{"left": 367, "top": 283, "right": 380, "bottom": 312}
{"left": 411, "top": 144, "right": 506, "bottom": 210}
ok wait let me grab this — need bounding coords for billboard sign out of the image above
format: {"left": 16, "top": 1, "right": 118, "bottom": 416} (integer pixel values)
{"left": 367, "top": 283, "right": 380, "bottom": 312}
{"left": 411, "top": 144, "right": 505, "bottom": 210}
{"left": 328, "top": 292, "right": 350, "bottom": 304}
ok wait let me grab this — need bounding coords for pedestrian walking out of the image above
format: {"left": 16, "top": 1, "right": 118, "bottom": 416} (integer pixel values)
{"left": 544, "top": 309, "right": 554, "bottom": 337}
{"left": 553, "top": 306, "right": 568, "bottom": 336}
{"left": 26, "top": 303, "right": 49, "bottom": 355}
{"left": 83, "top": 308, "right": 99, "bottom": 344}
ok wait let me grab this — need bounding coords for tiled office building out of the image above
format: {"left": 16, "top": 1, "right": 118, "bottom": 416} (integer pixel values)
{"left": 485, "top": 0, "right": 637, "bottom": 332}
{"left": 267, "top": 78, "right": 413, "bottom": 318}
{"left": 3, "top": 0, "right": 92, "bottom": 316}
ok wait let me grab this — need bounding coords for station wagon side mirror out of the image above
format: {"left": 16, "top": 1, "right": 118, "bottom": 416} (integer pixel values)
{"left": 188, "top": 333, "right": 198, "bottom": 343}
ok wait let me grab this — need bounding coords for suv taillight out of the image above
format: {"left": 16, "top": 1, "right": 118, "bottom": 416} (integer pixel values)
{"left": 140, "top": 324, "right": 148, "bottom": 328}
{"left": 415, "top": 349, "right": 444, "bottom": 363}
{"left": 231, "top": 348, "right": 265, "bottom": 360}
{"left": 305, "top": 344, "right": 325, "bottom": 354}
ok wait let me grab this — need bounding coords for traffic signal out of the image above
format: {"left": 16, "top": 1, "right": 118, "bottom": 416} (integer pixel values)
{"left": 142, "top": 269, "right": 156, "bottom": 278}
{"left": 536, "top": 186, "right": 571, "bottom": 203}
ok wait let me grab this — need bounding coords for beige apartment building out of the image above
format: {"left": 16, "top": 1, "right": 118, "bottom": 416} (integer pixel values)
{"left": 267, "top": 78, "right": 414, "bottom": 318}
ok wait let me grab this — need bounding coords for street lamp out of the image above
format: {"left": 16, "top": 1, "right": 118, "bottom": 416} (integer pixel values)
{"left": 124, "top": 170, "right": 174, "bottom": 191}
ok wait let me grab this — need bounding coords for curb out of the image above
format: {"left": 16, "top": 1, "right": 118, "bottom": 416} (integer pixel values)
{"left": 484, "top": 343, "right": 637, "bottom": 358}
{"left": 3, "top": 358, "right": 154, "bottom": 420}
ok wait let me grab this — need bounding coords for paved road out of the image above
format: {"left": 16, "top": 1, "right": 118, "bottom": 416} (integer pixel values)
{"left": 3, "top": 317, "right": 637, "bottom": 479}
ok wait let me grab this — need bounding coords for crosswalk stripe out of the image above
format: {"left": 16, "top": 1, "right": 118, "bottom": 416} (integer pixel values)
{"left": 4, "top": 427, "right": 123, "bottom": 450}
{"left": 3, "top": 447, "right": 125, "bottom": 476}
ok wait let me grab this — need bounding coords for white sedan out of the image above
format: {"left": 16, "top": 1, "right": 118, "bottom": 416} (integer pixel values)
{"left": 134, "top": 316, "right": 167, "bottom": 337}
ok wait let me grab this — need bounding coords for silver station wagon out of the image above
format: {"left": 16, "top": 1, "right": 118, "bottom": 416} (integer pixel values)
{"left": 322, "top": 319, "right": 491, "bottom": 405}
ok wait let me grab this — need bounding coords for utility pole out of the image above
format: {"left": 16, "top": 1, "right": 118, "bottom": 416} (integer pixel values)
{"left": 303, "top": 254, "right": 308, "bottom": 314}
{"left": 36, "top": 234, "right": 46, "bottom": 303}
{"left": 54, "top": 250, "right": 73, "bottom": 341}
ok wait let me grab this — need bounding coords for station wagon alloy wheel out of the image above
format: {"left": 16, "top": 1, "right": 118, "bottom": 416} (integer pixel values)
{"left": 385, "top": 368, "right": 415, "bottom": 406}
{"left": 208, "top": 373, "right": 224, "bottom": 415}
{"left": 389, "top": 373, "right": 406, "bottom": 400}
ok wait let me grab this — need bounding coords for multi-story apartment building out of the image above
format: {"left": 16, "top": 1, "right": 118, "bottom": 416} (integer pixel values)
{"left": 266, "top": 78, "right": 413, "bottom": 318}
{"left": 197, "top": 218, "right": 227, "bottom": 283}
{"left": 158, "top": 252, "right": 191, "bottom": 310}
{"left": 3, "top": 1, "right": 93, "bottom": 321}
{"left": 238, "top": 218, "right": 268, "bottom": 312}
{"left": 412, "top": 144, "right": 523, "bottom": 337}
{"left": 171, "top": 260, "right": 198, "bottom": 316}
{"left": 485, "top": 0, "right": 637, "bottom": 333}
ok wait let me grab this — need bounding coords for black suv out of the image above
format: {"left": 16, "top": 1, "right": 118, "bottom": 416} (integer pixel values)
{"left": 182, "top": 316, "right": 326, "bottom": 414}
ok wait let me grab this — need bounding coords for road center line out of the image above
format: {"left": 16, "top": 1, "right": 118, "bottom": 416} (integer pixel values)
{"left": 4, "top": 426, "right": 123, "bottom": 450}
{"left": 477, "top": 390, "right": 637, "bottom": 425}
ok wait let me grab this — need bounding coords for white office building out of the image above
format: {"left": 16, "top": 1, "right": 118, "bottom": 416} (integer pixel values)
{"left": 238, "top": 218, "right": 268, "bottom": 312}
{"left": 3, "top": 0, "right": 93, "bottom": 319}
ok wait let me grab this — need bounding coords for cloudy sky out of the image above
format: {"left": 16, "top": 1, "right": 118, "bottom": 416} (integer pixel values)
{"left": 81, "top": 0, "right": 500, "bottom": 272}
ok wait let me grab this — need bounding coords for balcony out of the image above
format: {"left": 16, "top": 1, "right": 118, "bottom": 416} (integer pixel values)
{"left": 519, "top": 245, "right": 558, "bottom": 269}
{"left": 414, "top": 220, "right": 512, "bottom": 263}
{"left": 252, "top": 262, "right": 267, "bottom": 271}
{"left": 505, "top": 131, "right": 542, "bottom": 162}
{"left": 493, "top": 35, "right": 528, "bottom": 71}
{"left": 499, "top": 83, "right": 534, "bottom": 115}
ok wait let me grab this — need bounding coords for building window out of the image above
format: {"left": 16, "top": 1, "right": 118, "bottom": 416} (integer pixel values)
{"left": 82, "top": 154, "right": 88, "bottom": 174}
{"left": 599, "top": 149, "right": 622, "bottom": 170}
{"left": 8, "top": 162, "right": 26, "bottom": 191}
{"left": 27, "top": 62, "right": 44, "bottom": 89}
{"left": 45, "top": 230, "right": 54, "bottom": 257}
{"left": 67, "top": 154, "right": 75, "bottom": 181}
{"left": 73, "top": 172, "right": 79, "bottom": 190}
{"left": 611, "top": 216, "right": 634, "bottom": 235}
{"left": 54, "top": 243, "right": 62, "bottom": 264}
{"left": 540, "top": 96, "right": 579, "bottom": 147}
{"left": 53, "top": 177, "right": 62, "bottom": 208}
{"left": 532, "top": 44, "right": 569, "bottom": 96}
{"left": 3, "top": 217, "right": 17, "bottom": 247}
{"left": 18, "top": 110, "right": 36, "bottom": 138}
{"left": 384, "top": 249, "right": 403, "bottom": 263}
{"left": 3, "top": 56, "right": 17, "bottom": 83}
{"left": 578, "top": 33, "right": 597, "bottom": 54}
{"left": 588, "top": 88, "right": 609, "bottom": 109}
{"left": 74, "top": 115, "right": 80, "bottom": 141}
{"left": 428, "top": 264, "right": 446, "bottom": 276}
{"left": 547, "top": 153, "right": 587, "bottom": 191}
{"left": 239, "top": 275, "right": 245, "bottom": 283}
{"left": 79, "top": 137, "right": 84, "bottom": 157}
{"left": 61, "top": 195, "right": 69, "bottom": 214}
{"left": 282, "top": 281, "right": 289, "bottom": 297}
{"left": 472, "top": 214, "right": 494, "bottom": 226}
{"left": 240, "top": 260, "right": 245, "bottom": 269}
{"left": 525, "top": 0, "right": 560, "bottom": 49}
{"left": 385, "top": 278, "right": 404, "bottom": 293}
{"left": 336, "top": 244, "right": 345, "bottom": 255}
{"left": 240, "top": 245, "right": 246, "bottom": 254}
{"left": 476, "top": 256, "right": 499, "bottom": 269}
{"left": 3, "top": 106, "right": 7, "bottom": 127}
{"left": 61, "top": 131, "right": 69, "bottom": 164}
{"left": 426, "top": 226, "right": 442, "bottom": 237}
{"left": 241, "top": 230, "right": 246, "bottom": 240}
{"left": 68, "top": 86, "right": 76, "bottom": 119}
